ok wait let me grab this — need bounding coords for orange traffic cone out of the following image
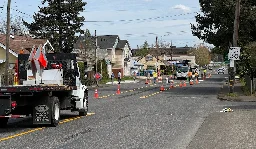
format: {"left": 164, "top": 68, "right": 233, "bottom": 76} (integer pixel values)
{"left": 196, "top": 79, "right": 199, "bottom": 84}
{"left": 170, "top": 82, "right": 174, "bottom": 88}
{"left": 160, "top": 84, "right": 164, "bottom": 91}
{"left": 183, "top": 81, "right": 186, "bottom": 87}
{"left": 116, "top": 85, "right": 121, "bottom": 94}
{"left": 145, "top": 78, "right": 149, "bottom": 84}
{"left": 190, "top": 80, "right": 194, "bottom": 85}
{"left": 179, "top": 81, "right": 183, "bottom": 88}
{"left": 94, "top": 89, "right": 99, "bottom": 98}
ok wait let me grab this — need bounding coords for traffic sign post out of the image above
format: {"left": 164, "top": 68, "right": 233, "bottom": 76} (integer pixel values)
{"left": 228, "top": 47, "right": 241, "bottom": 93}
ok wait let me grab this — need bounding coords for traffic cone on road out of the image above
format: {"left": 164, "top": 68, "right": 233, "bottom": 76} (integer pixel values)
{"left": 170, "top": 81, "right": 174, "bottom": 88}
{"left": 160, "top": 84, "right": 164, "bottom": 91}
{"left": 94, "top": 89, "right": 99, "bottom": 98}
{"left": 179, "top": 81, "right": 183, "bottom": 88}
{"left": 116, "top": 85, "right": 121, "bottom": 94}
{"left": 183, "top": 81, "right": 186, "bottom": 87}
{"left": 196, "top": 78, "right": 199, "bottom": 84}
{"left": 190, "top": 80, "right": 194, "bottom": 85}
{"left": 145, "top": 78, "right": 149, "bottom": 84}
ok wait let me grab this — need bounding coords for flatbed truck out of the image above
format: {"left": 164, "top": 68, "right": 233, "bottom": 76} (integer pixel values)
{"left": 0, "top": 49, "right": 88, "bottom": 127}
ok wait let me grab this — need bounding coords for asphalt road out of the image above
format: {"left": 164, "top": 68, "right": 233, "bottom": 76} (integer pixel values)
{"left": 0, "top": 71, "right": 252, "bottom": 149}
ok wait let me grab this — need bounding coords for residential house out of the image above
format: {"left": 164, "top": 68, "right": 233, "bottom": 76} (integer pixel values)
{"left": 0, "top": 34, "right": 54, "bottom": 74}
{"left": 138, "top": 54, "right": 165, "bottom": 71}
{"left": 116, "top": 40, "right": 132, "bottom": 76}
{"left": 96, "top": 35, "right": 119, "bottom": 77}
{"left": 148, "top": 46, "right": 196, "bottom": 66}
{"left": 74, "top": 35, "right": 132, "bottom": 77}
{"left": 97, "top": 35, "right": 133, "bottom": 77}
{"left": 148, "top": 46, "right": 193, "bottom": 56}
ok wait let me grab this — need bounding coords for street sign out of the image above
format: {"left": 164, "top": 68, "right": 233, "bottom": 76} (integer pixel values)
{"left": 228, "top": 47, "right": 241, "bottom": 60}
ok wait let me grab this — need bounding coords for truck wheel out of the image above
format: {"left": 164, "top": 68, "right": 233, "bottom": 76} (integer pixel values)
{"left": 0, "top": 118, "right": 9, "bottom": 128}
{"left": 79, "top": 93, "right": 88, "bottom": 116}
{"left": 50, "top": 96, "right": 60, "bottom": 127}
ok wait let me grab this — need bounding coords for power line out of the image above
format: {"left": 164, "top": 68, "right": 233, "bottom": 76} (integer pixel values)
{"left": 84, "top": 12, "right": 198, "bottom": 23}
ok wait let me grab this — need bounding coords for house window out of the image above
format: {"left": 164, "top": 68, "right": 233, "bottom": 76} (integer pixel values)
{"left": 145, "top": 56, "right": 153, "bottom": 61}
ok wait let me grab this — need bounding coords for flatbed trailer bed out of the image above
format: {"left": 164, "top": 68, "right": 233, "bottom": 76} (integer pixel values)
{"left": 0, "top": 85, "right": 77, "bottom": 93}
{"left": 0, "top": 51, "right": 88, "bottom": 128}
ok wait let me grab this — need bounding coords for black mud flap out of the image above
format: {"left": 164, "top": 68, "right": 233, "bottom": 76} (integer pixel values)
{"left": 0, "top": 96, "right": 11, "bottom": 116}
{"left": 33, "top": 97, "right": 52, "bottom": 125}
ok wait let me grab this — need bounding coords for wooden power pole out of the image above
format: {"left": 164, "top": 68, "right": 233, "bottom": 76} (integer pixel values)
{"left": 95, "top": 30, "right": 97, "bottom": 73}
{"left": 230, "top": 0, "right": 241, "bottom": 93}
{"left": 4, "top": 0, "right": 11, "bottom": 86}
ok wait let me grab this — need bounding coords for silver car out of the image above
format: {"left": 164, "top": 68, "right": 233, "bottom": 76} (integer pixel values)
{"left": 217, "top": 68, "right": 224, "bottom": 74}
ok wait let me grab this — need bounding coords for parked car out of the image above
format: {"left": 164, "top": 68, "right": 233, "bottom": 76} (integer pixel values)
{"left": 217, "top": 68, "right": 224, "bottom": 74}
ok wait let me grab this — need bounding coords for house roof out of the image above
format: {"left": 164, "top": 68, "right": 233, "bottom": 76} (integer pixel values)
{"left": 97, "top": 35, "right": 119, "bottom": 49}
{"left": 0, "top": 34, "right": 48, "bottom": 56}
{"left": 74, "top": 35, "right": 95, "bottom": 49}
{"left": 116, "top": 40, "right": 128, "bottom": 49}
{"left": 148, "top": 47, "right": 193, "bottom": 56}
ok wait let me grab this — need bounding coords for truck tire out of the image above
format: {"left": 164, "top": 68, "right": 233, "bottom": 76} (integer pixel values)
{"left": 79, "top": 91, "right": 88, "bottom": 116}
{"left": 0, "top": 118, "right": 8, "bottom": 128}
{"left": 50, "top": 96, "right": 60, "bottom": 127}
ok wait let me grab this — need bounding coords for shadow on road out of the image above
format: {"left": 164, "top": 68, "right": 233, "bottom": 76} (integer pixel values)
{"left": 0, "top": 113, "right": 80, "bottom": 133}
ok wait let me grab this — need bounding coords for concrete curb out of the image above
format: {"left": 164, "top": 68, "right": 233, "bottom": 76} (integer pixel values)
{"left": 217, "top": 91, "right": 256, "bottom": 102}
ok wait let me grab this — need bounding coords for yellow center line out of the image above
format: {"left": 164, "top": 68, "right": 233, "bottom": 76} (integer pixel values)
{"left": 98, "top": 84, "right": 156, "bottom": 98}
{"left": 139, "top": 87, "right": 173, "bottom": 99}
{"left": 0, "top": 112, "right": 95, "bottom": 142}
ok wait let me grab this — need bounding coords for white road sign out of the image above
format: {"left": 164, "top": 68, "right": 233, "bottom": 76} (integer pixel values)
{"left": 228, "top": 47, "right": 240, "bottom": 60}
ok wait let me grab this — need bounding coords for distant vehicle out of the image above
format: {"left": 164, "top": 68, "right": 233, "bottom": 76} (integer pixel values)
{"left": 217, "top": 68, "right": 225, "bottom": 74}
{"left": 208, "top": 66, "right": 213, "bottom": 70}
{"left": 176, "top": 65, "right": 189, "bottom": 80}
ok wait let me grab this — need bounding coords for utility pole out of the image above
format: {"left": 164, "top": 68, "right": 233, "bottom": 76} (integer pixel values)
{"left": 4, "top": 0, "right": 11, "bottom": 86}
{"left": 95, "top": 30, "right": 97, "bottom": 73}
{"left": 170, "top": 40, "right": 173, "bottom": 61}
{"left": 171, "top": 40, "right": 173, "bottom": 72}
{"left": 58, "top": 0, "right": 62, "bottom": 52}
{"left": 229, "top": 0, "right": 241, "bottom": 93}
{"left": 156, "top": 36, "right": 159, "bottom": 74}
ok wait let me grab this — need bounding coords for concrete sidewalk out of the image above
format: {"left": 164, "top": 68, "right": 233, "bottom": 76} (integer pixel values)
{"left": 187, "top": 110, "right": 256, "bottom": 149}
{"left": 188, "top": 79, "right": 256, "bottom": 148}
{"left": 218, "top": 81, "right": 256, "bottom": 102}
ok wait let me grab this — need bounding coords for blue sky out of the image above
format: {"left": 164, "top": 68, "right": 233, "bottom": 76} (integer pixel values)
{"left": 0, "top": 0, "right": 205, "bottom": 48}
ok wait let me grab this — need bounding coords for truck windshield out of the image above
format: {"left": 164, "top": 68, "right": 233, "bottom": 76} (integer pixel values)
{"left": 177, "top": 67, "right": 188, "bottom": 72}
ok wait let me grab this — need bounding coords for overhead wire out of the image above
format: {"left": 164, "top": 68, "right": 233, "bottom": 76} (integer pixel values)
{"left": 0, "top": 4, "right": 201, "bottom": 46}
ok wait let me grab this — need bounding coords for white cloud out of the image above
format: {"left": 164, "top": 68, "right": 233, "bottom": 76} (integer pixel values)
{"left": 172, "top": 4, "right": 191, "bottom": 12}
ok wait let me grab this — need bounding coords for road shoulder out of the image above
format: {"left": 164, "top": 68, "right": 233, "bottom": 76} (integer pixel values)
{"left": 187, "top": 110, "right": 256, "bottom": 149}
{"left": 218, "top": 82, "right": 256, "bottom": 102}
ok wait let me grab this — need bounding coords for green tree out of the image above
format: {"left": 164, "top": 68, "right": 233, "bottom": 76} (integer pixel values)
{"left": 134, "top": 41, "right": 149, "bottom": 57}
{"left": 24, "top": 0, "right": 86, "bottom": 53}
{"left": 189, "top": 46, "right": 210, "bottom": 66}
{"left": 191, "top": 0, "right": 256, "bottom": 49}
{"left": 78, "top": 29, "right": 96, "bottom": 65}
{"left": 238, "top": 42, "right": 256, "bottom": 77}
{"left": 0, "top": 16, "right": 28, "bottom": 35}
{"left": 142, "top": 40, "right": 149, "bottom": 49}
{"left": 96, "top": 60, "right": 108, "bottom": 79}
